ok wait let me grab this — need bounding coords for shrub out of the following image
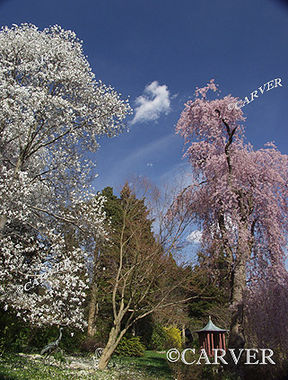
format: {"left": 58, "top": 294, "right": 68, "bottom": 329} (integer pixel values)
{"left": 0, "top": 309, "right": 32, "bottom": 353}
{"left": 60, "top": 328, "right": 85, "bottom": 354}
{"left": 150, "top": 323, "right": 168, "bottom": 350}
{"left": 0, "top": 307, "right": 86, "bottom": 354}
{"left": 80, "top": 336, "right": 100, "bottom": 353}
{"left": 164, "top": 326, "right": 182, "bottom": 349}
{"left": 115, "top": 336, "right": 146, "bottom": 357}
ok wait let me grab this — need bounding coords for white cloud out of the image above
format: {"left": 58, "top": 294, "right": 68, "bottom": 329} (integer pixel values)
{"left": 131, "top": 81, "right": 171, "bottom": 125}
{"left": 187, "top": 230, "right": 202, "bottom": 244}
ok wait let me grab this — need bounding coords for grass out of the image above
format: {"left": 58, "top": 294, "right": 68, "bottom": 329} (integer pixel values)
{"left": 113, "top": 351, "right": 173, "bottom": 379}
{"left": 0, "top": 354, "right": 72, "bottom": 380}
{"left": 0, "top": 351, "right": 173, "bottom": 380}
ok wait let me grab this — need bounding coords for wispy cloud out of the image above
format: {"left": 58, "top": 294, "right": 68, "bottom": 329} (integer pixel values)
{"left": 158, "top": 161, "right": 191, "bottom": 188}
{"left": 121, "top": 134, "right": 175, "bottom": 165}
{"left": 95, "top": 134, "right": 176, "bottom": 190}
{"left": 131, "top": 81, "right": 171, "bottom": 125}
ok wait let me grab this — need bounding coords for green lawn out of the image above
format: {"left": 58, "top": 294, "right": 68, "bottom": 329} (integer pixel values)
{"left": 0, "top": 351, "right": 173, "bottom": 380}
{"left": 113, "top": 351, "right": 173, "bottom": 379}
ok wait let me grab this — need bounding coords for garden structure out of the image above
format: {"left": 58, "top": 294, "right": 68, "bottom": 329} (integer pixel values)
{"left": 195, "top": 316, "right": 228, "bottom": 357}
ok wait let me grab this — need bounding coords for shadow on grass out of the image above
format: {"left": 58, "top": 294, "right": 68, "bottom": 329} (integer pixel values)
{"left": 113, "top": 351, "right": 173, "bottom": 379}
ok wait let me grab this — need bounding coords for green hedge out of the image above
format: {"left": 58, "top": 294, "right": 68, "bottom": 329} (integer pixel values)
{"left": 150, "top": 323, "right": 167, "bottom": 350}
{"left": 115, "top": 336, "right": 146, "bottom": 357}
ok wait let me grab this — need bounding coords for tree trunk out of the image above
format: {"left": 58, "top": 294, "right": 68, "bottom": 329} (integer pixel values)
{"left": 87, "top": 283, "right": 98, "bottom": 337}
{"left": 98, "top": 325, "right": 120, "bottom": 370}
{"left": 0, "top": 215, "right": 7, "bottom": 238}
{"left": 229, "top": 253, "right": 246, "bottom": 350}
{"left": 182, "top": 324, "right": 186, "bottom": 346}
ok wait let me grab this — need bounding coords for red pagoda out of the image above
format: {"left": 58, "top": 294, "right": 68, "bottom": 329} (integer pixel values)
{"left": 195, "top": 316, "right": 228, "bottom": 357}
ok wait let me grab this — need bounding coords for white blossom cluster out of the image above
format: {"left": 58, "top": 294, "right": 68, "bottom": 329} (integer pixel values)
{"left": 0, "top": 23, "right": 131, "bottom": 327}
{"left": 1, "top": 233, "right": 89, "bottom": 329}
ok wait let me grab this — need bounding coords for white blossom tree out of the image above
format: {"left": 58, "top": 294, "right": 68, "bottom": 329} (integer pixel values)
{"left": 0, "top": 23, "right": 131, "bottom": 328}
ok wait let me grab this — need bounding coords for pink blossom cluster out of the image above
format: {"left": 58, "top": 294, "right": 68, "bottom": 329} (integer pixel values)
{"left": 175, "top": 79, "right": 288, "bottom": 284}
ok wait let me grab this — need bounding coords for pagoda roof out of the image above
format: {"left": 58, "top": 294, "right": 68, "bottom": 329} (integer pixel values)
{"left": 194, "top": 316, "right": 228, "bottom": 333}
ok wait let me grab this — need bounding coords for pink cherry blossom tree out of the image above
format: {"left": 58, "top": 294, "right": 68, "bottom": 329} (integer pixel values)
{"left": 174, "top": 80, "right": 288, "bottom": 349}
{"left": 245, "top": 268, "right": 288, "bottom": 355}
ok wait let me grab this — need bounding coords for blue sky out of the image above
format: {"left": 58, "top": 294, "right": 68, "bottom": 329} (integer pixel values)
{"left": 0, "top": 0, "right": 287, "bottom": 200}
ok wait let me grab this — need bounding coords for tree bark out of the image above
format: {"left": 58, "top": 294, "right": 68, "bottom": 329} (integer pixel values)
{"left": 87, "top": 283, "right": 98, "bottom": 337}
{"left": 98, "top": 324, "right": 123, "bottom": 370}
{"left": 228, "top": 253, "right": 246, "bottom": 350}
{"left": 0, "top": 215, "right": 7, "bottom": 238}
{"left": 182, "top": 324, "right": 186, "bottom": 346}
